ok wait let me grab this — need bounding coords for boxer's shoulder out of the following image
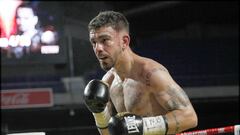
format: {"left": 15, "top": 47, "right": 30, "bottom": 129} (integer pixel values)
{"left": 138, "top": 58, "right": 166, "bottom": 77}
{"left": 102, "top": 68, "right": 115, "bottom": 87}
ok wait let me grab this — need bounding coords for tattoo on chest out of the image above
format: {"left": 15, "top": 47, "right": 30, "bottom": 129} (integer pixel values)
{"left": 162, "top": 86, "right": 190, "bottom": 111}
{"left": 145, "top": 67, "right": 167, "bottom": 86}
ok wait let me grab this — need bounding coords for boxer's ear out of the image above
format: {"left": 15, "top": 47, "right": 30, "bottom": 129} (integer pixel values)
{"left": 122, "top": 34, "right": 130, "bottom": 51}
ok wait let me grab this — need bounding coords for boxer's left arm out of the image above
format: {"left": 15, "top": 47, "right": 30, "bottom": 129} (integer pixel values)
{"left": 147, "top": 66, "right": 198, "bottom": 134}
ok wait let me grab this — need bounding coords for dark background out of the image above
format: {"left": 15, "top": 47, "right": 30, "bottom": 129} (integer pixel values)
{"left": 1, "top": 1, "right": 239, "bottom": 135}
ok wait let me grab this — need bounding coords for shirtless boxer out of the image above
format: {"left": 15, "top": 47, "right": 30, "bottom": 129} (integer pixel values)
{"left": 83, "top": 11, "right": 198, "bottom": 135}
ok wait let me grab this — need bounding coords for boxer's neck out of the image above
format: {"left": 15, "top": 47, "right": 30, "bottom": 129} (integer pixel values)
{"left": 114, "top": 48, "right": 136, "bottom": 81}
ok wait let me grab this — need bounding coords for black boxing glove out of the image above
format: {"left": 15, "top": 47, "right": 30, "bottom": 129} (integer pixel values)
{"left": 83, "top": 79, "right": 111, "bottom": 129}
{"left": 108, "top": 112, "right": 168, "bottom": 135}
{"left": 108, "top": 112, "right": 143, "bottom": 135}
{"left": 84, "top": 79, "right": 109, "bottom": 113}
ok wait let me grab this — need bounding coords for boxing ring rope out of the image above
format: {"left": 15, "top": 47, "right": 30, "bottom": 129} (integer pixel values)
{"left": 176, "top": 125, "right": 240, "bottom": 135}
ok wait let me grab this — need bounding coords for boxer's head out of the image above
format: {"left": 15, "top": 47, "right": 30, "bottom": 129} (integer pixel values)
{"left": 88, "top": 11, "right": 130, "bottom": 71}
{"left": 88, "top": 11, "right": 129, "bottom": 33}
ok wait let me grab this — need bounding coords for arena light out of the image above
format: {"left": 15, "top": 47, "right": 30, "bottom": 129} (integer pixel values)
{"left": 41, "top": 45, "right": 59, "bottom": 54}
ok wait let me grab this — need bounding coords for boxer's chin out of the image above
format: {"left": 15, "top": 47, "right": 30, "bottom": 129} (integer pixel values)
{"left": 100, "top": 61, "right": 112, "bottom": 71}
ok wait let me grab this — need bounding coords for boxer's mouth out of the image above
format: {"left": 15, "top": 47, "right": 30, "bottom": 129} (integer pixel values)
{"left": 99, "top": 56, "right": 108, "bottom": 61}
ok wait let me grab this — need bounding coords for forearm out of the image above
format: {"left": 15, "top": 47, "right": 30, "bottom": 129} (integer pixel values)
{"left": 164, "top": 109, "right": 198, "bottom": 134}
{"left": 83, "top": 79, "right": 112, "bottom": 134}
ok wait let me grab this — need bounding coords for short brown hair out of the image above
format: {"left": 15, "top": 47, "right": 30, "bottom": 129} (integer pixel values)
{"left": 88, "top": 11, "right": 129, "bottom": 33}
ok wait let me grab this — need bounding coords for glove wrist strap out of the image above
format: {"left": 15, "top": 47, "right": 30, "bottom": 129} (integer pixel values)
{"left": 93, "top": 107, "right": 110, "bottom": 129}
{"left": 143, "top": 115, "right": 167, "bottom": 135}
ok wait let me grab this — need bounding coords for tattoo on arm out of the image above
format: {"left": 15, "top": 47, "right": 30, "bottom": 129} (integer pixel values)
{"left": 160, "top": 86, "right": 191, "bottom": 111}
{"left": 145, "top": 67, "right": 168, "bottom": 86}
{"left": 173, "top": 112, "right": 180, "bottom": 134}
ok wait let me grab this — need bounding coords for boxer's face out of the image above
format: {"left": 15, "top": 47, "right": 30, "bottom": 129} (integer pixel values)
{"left": 89, "top": 26, "right": 122, "bottom": 71}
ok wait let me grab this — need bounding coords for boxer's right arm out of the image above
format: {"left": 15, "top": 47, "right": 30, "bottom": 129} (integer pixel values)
{"left": 83, "top": 79, "right": 111, "bottom": 131}
{"left": 97, "top": 70, "right": 116, "bottom": 135}
{"left": 83, "top": 69, "right": 115, "bottom": 135}
{"left": 83, "top": 70, "right": 115, "bottom": 135}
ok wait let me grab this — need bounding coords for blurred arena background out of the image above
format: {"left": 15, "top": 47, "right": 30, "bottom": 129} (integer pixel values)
{"left": 1, "top": 1, "right": 239, "bottom": 135}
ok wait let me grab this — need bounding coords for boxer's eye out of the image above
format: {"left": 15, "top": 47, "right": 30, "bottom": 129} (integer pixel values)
{"left": 101, "top": 38, "right": 108, "bottom": 44}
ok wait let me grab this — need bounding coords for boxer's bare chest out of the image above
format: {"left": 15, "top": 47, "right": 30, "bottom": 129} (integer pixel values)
{"left": 109, "top": 75, "right": 157, "bottom": 116}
